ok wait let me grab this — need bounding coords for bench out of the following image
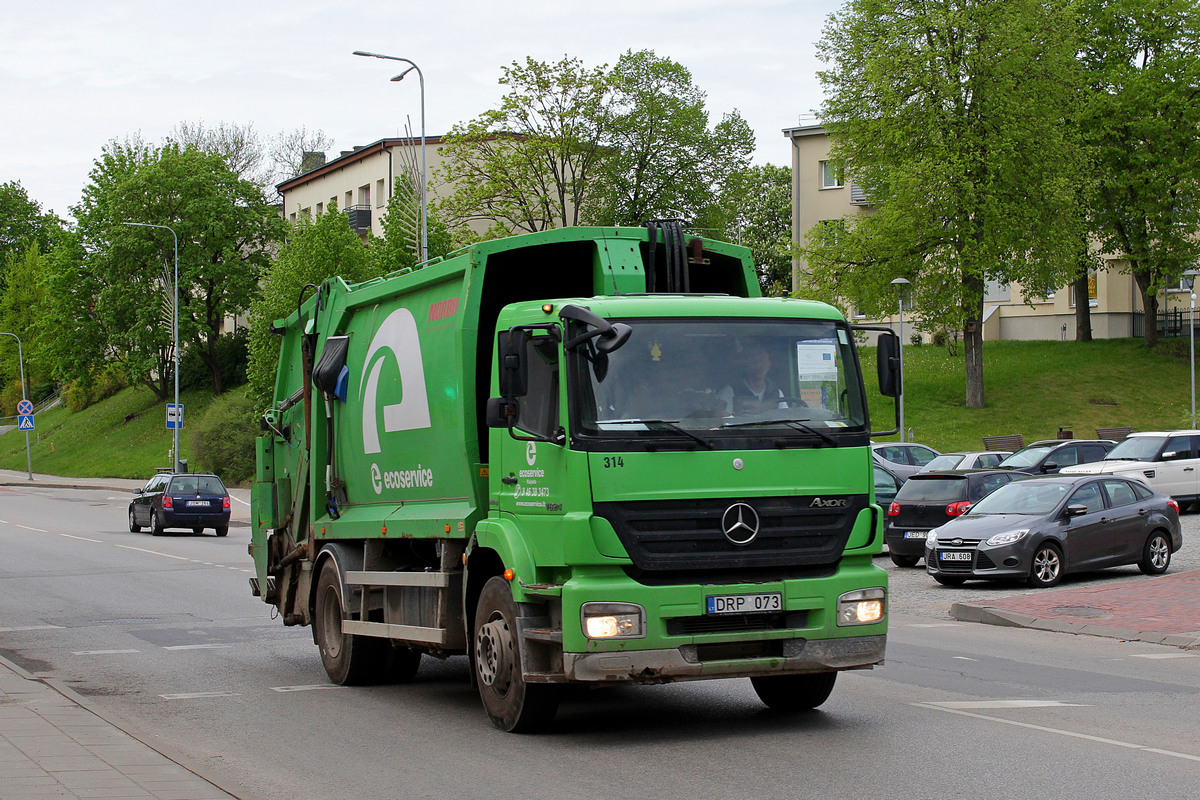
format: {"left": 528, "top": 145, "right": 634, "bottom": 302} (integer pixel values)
{"left": 1095, "top": 426, "right": 1133, "bottom": 441}
{"left": 982, "top": 434, "right": 1024, "bottom": 452}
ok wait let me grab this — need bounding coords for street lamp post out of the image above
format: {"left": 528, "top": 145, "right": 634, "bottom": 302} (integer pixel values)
{"left": 891, "top": 277, "right": 911, "bottom": 442}
{"left": 122, "top": 222, "right": 181, "bottom": 471}
{"left": 353, "top": 50, "right": 428, "bottom": 263}
{"left": 1185, "top": 270, "right": 1199, "bottom": 427}
{"left": 0, "top": 331, "right": 32, "bottom": 480}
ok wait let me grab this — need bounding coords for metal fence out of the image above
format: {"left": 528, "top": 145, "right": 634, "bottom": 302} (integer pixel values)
{"left": 1132, "top": 309, "right": 1199, "bottom": 339}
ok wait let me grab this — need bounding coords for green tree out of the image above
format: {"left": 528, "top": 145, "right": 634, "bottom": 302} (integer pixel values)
{"left": 1079, "top": 0, "right": 1200, "bottom": 348}
{"left": 593, "top": 50, "right": 754, "bottom": 226}
{"left": 710, "top": 164, "right": 793, "bottom": 294}
{"left": 0, "top": 242, "right": 51, "bottom": 390}
{"left": 246, "top": 206, "right": 374, "bottom": 406}
{"left": 66, "top": 139, "right": 284, "bottom": 397}
{"left": 0, "top": 181, "right": 61, "bottom": 290}
{"left": 804, "top": 0, "right": 1087, "bottom": 408}
{"left": 435, "top": 56, "right": 610, "bottom": 239}
{"left": 370, "top": 175, "right": 456, "bottom": 275}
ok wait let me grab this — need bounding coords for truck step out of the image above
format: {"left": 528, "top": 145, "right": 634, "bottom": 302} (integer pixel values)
{"left": 523, "top": 628, "right": 563, "bottom": 643}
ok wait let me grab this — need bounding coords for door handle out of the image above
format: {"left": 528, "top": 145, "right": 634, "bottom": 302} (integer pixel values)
{"left": 1185, "top": 467, "right": 1194, "bottom": 472}
{"left": 1100, "top": 517, "right": 1110, "bottom": 524}
{"left": 501, "top": 476, "right": 518, "bottom": 485}
{"left": 1138, "top": 509, "right": 1148, "bottom": 516}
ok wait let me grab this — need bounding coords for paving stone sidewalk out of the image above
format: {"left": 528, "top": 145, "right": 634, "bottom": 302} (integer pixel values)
{"left": 0, "top": 655, "right": 251, "bottom": 800}
{"left": 951, "top": 568, "right": 1200, "bottom": 648}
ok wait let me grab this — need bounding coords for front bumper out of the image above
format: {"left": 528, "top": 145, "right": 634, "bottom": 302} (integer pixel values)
{"left": 559, "top": 635, "right": 885, "bottom": 683}
{"left": 924, "top": 543, "right": 1027, "bottom": 580}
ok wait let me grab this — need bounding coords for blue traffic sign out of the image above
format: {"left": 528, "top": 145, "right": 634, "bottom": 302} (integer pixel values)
{"left": 166, "top": 403, "right": 184, "bottom": 430}
{"left": 17, "top": 414, "right": 34, "bottom": 431}
{"left": 16, "top": 399, "right": 32, "bottom": 416}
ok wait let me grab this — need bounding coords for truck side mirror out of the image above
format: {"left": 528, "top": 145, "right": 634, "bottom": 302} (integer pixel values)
{"left": 876, "top": 332, "right": 901, "bottom": 398}
{"left": 497, "top": 328, "right": 529, "bottom": 398}
{"left": 485, "top": 396, "right": 519, "bottom": 428}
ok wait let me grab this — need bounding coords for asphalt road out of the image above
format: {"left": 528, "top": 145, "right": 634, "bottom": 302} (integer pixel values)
{"left": 1, "top": 482, "right": 1197, "bottom": 799}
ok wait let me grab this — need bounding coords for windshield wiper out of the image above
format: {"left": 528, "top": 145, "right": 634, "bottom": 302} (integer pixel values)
{"left": 623, "top": 419, "right": 714, "bottom": 450}
{"left": 722, "top": 419, "right": 837, "bottom": 446}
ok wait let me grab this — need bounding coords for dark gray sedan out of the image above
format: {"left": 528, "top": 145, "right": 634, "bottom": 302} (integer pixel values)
{"left": 924, "top": 475, "right": 1182, "bottom": 587}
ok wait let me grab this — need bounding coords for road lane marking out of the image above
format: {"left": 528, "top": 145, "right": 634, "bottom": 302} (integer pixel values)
{"left": 73, "top": 649, "right": 141, "bottom": 655}
{"left": 160, "top": 692, "right": 241, "bottom": 700}
{"left": 115, "top": 544, "right": 191, "bottom": 561}
{"left": 953, "top": 657, "right": 978, "bottom": 661}
{"left": 270, "top": 684, "right": 348, "bottom": 693}
{"left": 924, "top": 700, "right": 1085, "bottom": 709}
{"left": 0, "top": 625, "right": 64, "bottom": 633}
{"left": 1129, "top": 653, "right": 1197, "bottom": 659}
{"left": 908, "top": 623, "right": 964, "bottom": 627}
{"left": 16, "top": 524, "right": 47, "bottom": 532}
{"left": 915, "top": 702, "right": 1200, "bottom": 763}
{"left": 60, "top": 533, "right": 102, "bottom": 543}
{"left": 163, "top": 644, "right": 233, "bottom": 651}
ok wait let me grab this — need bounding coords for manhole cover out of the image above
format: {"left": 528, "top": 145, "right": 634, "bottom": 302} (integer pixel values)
{"left": 1049, "top": 606, "right": 1111, "bottom": 619}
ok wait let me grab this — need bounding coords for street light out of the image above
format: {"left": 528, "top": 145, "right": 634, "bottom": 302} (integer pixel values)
{"left": 0, "top": 331, "right": 32, "bottom": 480}
{"left": 890, "top": 277, "right": 911, "bottom": 442}
{"left": 1184, "top": 270, "right": 1199, "bottom": 427}
{"left": 353, "top": 50, "right": 428, "bottom": 263}
{"left": 122, "top": 221, "right": 181, "bottom": 471}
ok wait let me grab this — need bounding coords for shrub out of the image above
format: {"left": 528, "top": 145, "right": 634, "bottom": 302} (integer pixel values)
{"left": 0, "top": 380, "right": 22, "bottom": 416}
{"left": 189, "top": 385, "right": 257, "bottom": 484}
{"left": 180, "top": 329, "right": 250, "bottom": 392}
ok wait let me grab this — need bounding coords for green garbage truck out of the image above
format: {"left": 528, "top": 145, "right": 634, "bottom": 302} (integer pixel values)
{"left": 250, "top": 222, "right": 901, "bottom": 731}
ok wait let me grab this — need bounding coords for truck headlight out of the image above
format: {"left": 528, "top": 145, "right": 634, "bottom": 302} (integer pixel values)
{"left": 837, "top": 588, "right": 886, "bottom": 626}
{"left": 581, "top": 602, "right": 646, "bottom": 639}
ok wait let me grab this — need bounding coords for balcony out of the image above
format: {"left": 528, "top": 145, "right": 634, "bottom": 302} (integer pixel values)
{"left": 346, "top": 205, "right": 372, "bottom": 232}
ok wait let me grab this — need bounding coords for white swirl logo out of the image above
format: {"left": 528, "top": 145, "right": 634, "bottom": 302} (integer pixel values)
{"left": 526, "top": 442, "right": 537, "bottom": 466}
{"left": 371, "top": 463, "right": 383, "bottom": 495}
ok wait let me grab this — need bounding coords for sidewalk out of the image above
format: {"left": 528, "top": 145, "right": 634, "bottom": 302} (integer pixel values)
{"left": 0, "top": 655, "right": 256, "bottom": 800}
{"left": 951, "top": 569, "right": 1200, "bottom": 649}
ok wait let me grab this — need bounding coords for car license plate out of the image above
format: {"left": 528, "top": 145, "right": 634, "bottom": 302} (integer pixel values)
{"left": 903, "top": 531, "right": 928, "bottom": 539}
{"left": 706, "top": 592, "right": 782, "bottom": 614}
{"left": 939, "top": 550, "right": 972, "bottom": 562}
{"left": 186, "top": 500, "right": 208, "bottom": 507}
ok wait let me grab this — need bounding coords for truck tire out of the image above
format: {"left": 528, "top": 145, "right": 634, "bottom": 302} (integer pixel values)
{"left": 473, "top": 576, "right": 558, "bottom": 732}
{"left": 751, "top": 671, "right": 837, "bottom": 711}
{"left": 314, "top": 559, "right": 386, "bottom": 686}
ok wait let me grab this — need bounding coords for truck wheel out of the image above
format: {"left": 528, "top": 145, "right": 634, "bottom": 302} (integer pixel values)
{"left": 314, "top": 559, "right": 385, "bottom": 685}
{"left": 473, "top": 576, "right": 558, "bottom": 732}
{"left": 751, "top": 672, "right": 837, "bottom": 711}
{"left": 128, "top": 508, "right": 141, "bottom": 532}
{"left": 386, "top": 646, "right": 422, "bottom": 683}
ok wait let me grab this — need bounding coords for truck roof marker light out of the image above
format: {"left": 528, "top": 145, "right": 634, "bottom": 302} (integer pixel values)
{"left": 462, "top": 553, "right": 467, "bottom": 565}
{"left": 381, "top": 525, "right": 387, "bottom": 535}
{"left": 542, "top": 304, "right": 554, "bottom": 314}
{"left": 503, "top": 569, "right": 514, "bottom": 581}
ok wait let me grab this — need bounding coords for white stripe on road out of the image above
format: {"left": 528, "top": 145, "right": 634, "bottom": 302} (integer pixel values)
{"left": 0, "top": 625, "right": 63, "bottom": 633}
{"left": 160, "top": 692, "right": 241, "bottom": 700}
{"left": 73, "top": 649, "right": 141, "bottom": 655}
{"left": 115, "top": 544, "right": 191, "bottom": 561}
{"left": 924, "top": 700, "right": 1085, "bottom": 709}
{"left": 163, "top": 644, "right": 233, "bottom": 651}
{"left": 60, "top": 534, "right": 102, "bottom": 543}
{"left": 270, "top": 684, "right": 348, "bottom": 693}
{"left": 16, "top": 524, "right": 46, "bottom": 532}
{"left": 915, "top": 702, "right": 1200, "bottom": 763}
{"left": 1129, "top": 652, "right": 1197, "bottom": 659}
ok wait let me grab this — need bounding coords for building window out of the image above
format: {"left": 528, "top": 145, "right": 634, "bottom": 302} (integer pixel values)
{"left": 1070, "top": 270, "right": 1099, "bottom": 308}
{"left": 316, "top": 202, "right": 324, "bottom": 216}
{"left": 376, "top": 179, "right": 386, "bottom": 207}
{"left": 330, "top": 196, "right": 338, "bottom": 211}
{"left": 358, "top": 184, "right": 371, "bottom": 207}
{"left": 345, "top": 190, "right": 353, "bottom": 209}
{"left": 289, "top": 212, "right": 296, "bottom": 223}
{"left": 820, "top": 161, "right": 843, "bottom": 189}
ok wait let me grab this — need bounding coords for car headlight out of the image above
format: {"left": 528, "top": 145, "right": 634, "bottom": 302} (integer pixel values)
{"left": 986, "top": 529, "right": 1030, "bottom": 546}
{"left": 837, "top": 587, "right": 886, "bottom": 626}
{"left": 581, "top": 602, "right": 645, "bottom": 639}
{"left": 926, "top": 529, "right": 939, "bottom": 547}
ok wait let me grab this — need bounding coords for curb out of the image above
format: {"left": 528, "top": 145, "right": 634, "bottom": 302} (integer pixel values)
{"left": 949, "top": 601, "right": 1200, "bottom": 649}
{"left": 0, "top": 653, "right": 265, "bottom": 800}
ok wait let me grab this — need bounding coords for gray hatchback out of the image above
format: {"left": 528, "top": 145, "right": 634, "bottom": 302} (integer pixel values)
{"left": 924, "top": 475, "right": 1181, "bottom": 587}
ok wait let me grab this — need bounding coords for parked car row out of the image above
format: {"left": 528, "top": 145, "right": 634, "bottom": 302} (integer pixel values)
{"left": 873, "top": 432, "right": 1187, "bottom": 588}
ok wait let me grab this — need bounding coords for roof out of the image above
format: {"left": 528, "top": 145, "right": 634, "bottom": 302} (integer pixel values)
{"left": 275, "top": 135, "right": 451, "bottom": 192}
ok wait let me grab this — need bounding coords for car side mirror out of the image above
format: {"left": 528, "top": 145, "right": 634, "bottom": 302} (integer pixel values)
{"left": 1065, "top": 503, "right": 1088, "bottom": 517}
{"left": 132, "top": 488, "right": 143, "bottom": 495}
{"left": 1041, "top": 462, "right": 1058, "bottom": 473}
{"left": 1161, "top": 451, "right": 1177, "bottom": 460}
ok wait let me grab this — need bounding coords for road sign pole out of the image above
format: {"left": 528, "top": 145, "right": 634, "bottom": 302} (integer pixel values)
{"left": 2, "top": 332, "right": 32, "bottom": 480}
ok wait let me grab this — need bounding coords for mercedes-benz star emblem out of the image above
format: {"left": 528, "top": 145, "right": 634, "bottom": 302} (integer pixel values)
{"left": 721, "top": 502, "right": 760, "bottom": 546}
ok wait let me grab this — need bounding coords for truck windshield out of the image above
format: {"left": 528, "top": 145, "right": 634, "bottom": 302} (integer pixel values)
{"left": 572, "top": 318, "right": 868, "bottom": 445}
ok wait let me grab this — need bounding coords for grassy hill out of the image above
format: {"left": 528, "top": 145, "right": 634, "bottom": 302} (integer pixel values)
{"left": 1, "top": 338, "right": 1194, "bottom": 481}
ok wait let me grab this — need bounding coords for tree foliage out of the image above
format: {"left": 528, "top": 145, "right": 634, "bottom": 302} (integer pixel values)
{"left": 0, "top": 180, "right": 61, "bottom": 291}
{"left": 0, "top": 242, "right": 50, "bottom": 390}
{"left": 246, "top": 206, "right": 375, "bottom": 407}
{"left": 370, "top": 174, "right": 456, "bottom": 275}
{"left": 805, "top": 0, "right": 1088, "bottom": 408}
{"left": 709, "top": 164, "right": 793, "bottom": 294}
{"left": 58, "top": 138, "right": 283, "bottom": 399}
{"left": 1078, "top": 0, "right": 1200, "bottom": 347}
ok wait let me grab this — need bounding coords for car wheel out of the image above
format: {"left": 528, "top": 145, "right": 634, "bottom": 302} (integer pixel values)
{"left": 933, "top": 575, "right": 965, "bottom": 586}
{"left": 751, "top": 671, "right": 837, "bottom": 711}
{"left": 128, "top": 507, "right": 141, "bottom": 533}
{"left": 215, "top": 526, "right": 228, "bottom": 537}
{"left": 890, "top": 553, "right": 920, "bottom": 568}
{"left": 1028, "top": 542, "right": 1063, "bottom": 588}
{"left": 1138, "top": 530, "right": 1172, "bottom": 575}
{"left": 149, "top": 512, "right": 164, "bottom": 537}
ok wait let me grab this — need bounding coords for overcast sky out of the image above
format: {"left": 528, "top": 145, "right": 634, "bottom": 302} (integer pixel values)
{"left": 2, "top": 0, "right": 840, "bottom": 222}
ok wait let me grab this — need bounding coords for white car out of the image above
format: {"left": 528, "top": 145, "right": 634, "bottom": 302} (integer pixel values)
{"left": 917, "top": 451, "right": 1011, "bottom": 473}
{"left": 1059, "top": 430, "right": 1200, "bottom": 507}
